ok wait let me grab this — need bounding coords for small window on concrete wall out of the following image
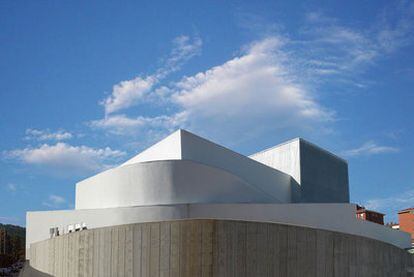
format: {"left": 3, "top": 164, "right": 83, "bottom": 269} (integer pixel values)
{"left": 75, "top": 223, "right": 81, "bottom": 231}
{"left": 68, "top": 225, "right": 74, "bottom": 233}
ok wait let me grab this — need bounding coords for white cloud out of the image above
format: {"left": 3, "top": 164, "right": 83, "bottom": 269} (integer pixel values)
{"left": 102, "top": 76, "right": 157, "bottom": 115}
{"left": 43, "top": 194, "right": 66, "bottom": 208}
{"left": 172, "top": 38, "right": 332, "bottom": 126}
{"left": 92, "top": 37, "right": 333, "bottom": 139}
{"left": 342, "top": 141, "right": 399, "bottom": 157}
{"left": 6, "top": 143, "right": 126, "bottom": 175}
{"left": 92, "top": 5, "right": 414, "bottom": 142}
{"left": 102, "top": 35, "right": 202, "bottom": 115}
{"left": 90, "top": 113, "right": 186, "bottom": 135}
{"left": 25, "top": 128, "right": 73, "bottom": 141}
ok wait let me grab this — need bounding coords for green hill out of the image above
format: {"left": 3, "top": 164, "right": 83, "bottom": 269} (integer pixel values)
{"left": 0, "top": 223, "right": 25, "bottom": 239}
{"left": 0, "top": 223, "right": 25, "bottom": 268}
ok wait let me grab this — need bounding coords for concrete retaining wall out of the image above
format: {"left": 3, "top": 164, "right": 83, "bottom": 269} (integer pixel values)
{"left": 29, "top": 219, "right": 413, "bottom": 277}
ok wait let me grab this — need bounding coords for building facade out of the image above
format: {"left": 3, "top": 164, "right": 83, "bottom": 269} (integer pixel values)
{"left": 356, "top": 205, "right": 385, "bottom": 225}
{"left": 26, "top": 129, "right": 414, "bottom": 276}
{"left": 399, "top": 207, "right": 414, "bottom": 246}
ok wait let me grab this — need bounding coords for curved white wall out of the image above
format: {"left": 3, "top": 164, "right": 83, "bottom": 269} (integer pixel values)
{"left": 26, "top": 203, "right": 412, "bottom": 251}
{"left": 120, "top": 130, "right": 296, "bottom": 204}
{"left": 76, "top": 160, "right": 291, "bottom": 210}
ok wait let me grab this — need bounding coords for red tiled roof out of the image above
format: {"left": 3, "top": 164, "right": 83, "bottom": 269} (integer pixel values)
{"left": 398, "top": 207, "right": 414, "bottom": 213}
{"left": 356, "top": 208, "right": 385, "bottom": 215}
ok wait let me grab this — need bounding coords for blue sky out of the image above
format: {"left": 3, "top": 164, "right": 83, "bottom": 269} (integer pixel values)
{"left": 1, "top": 0, "right": 413, "bottom": 225}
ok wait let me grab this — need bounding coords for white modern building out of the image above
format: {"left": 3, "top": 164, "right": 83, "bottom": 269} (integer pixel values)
{"left": 25, "top": 129, "right": 413, "bottom": 276}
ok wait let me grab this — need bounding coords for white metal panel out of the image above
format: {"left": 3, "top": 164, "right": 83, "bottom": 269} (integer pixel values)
{"left": 121, "top": 129, "right": 182, "bottom": 166}
{"left": 250, "top": 138, "right": 301, "bottom": 184}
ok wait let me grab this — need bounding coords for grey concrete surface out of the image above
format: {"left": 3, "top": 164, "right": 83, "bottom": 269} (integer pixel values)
{"left": 250, "top": 138, "right": 350, "bottom": 203}
{"left": 19, "top": 261, "right": 52, "bottom": 277}
{"left": 300, "top": 139, "right": 349, "bottom": 203}
{"left": 29, "top": 219, "right": 414, "bottom": 277}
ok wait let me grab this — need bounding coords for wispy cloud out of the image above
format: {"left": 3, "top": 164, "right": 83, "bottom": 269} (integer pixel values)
{"left": 375, "top": 0, "right": 414, "bottom": 53}
{"left": 43, "top": 194, "right": 66, "bottom": 208}
{"left": 384, "top": 129, "right": 404, "bottom": 140}
{"left": 101, "top": 35, "right": 202, "bottom": 115}
{"left": 158, "top": 35, "right": 203, "bottom": 78}
{"left": 301, "top": 4, "right": 414, "bottom": 78}
{"left": 0, "top": 216, "right": 20, "bottom": 224}
{"left": 5, "top": 183, "right": 17, "bottom": 192}
{"left": 90, "top": 113, "right": 185, "bottom": 136}
{"left": 5, "top": 143, "right": 126, "bottom": 175}
{"left": 364, "top": 189, "right": 414, "bottom": 218}
{"left": 342, "top": 141, "right": 399, "bottom": 157}
{"left": 305, "top": 12, "right": 377, "bottom": 62}
{"left": 25, "top": 128, "right": 73, "bottom": 141}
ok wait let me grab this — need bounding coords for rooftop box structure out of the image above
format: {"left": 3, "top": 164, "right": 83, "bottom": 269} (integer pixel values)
{"left": 250, "top": 138, "right": 349, "bottom": 203}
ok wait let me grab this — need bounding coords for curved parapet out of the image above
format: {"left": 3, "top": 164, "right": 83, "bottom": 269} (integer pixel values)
{"left": 76, "top": 160, "right": 291, "bottom": 210}
{"left": 26, "top": 203, "right": 411, "bottom": 253}
{"left": 29, "top": 219, "right": 414, "bottom": 277}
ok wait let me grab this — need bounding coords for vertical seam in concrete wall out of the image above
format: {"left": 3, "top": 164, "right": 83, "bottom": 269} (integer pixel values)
{"left": 265, "top": 223, "right": 270, "bottom": 277}
{"left": 158, "top": 223, "right": 161, "bottom": 277}
{"left": 178, "top": 221, "right": 181, "bottom": 277}
{"left": 332, "top": 231, "right": 335, "bottom": 277}
{"left": 166, "top": 222, "right": 172, "bottom": 277}
{"left": 243, "top": 222, "right": 247, "bottom": 276}
{"left": 139, "top": 226, "right": 143, "bottom": 277}
{"left": 109, "top": 228, "right": 113, "bottom": 277}
{"left": 121, "top": 227, "right": 126, "bottom": 277}
{"left": 200, "top": 220, "right": 203, "bottom": 277}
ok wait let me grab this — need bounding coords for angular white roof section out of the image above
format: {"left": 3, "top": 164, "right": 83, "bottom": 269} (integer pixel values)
{"left": 76, "top": 129, "right": 296, "bottom": 210}
{"left": 122, "top": 129, "right": 182, "bottom": 166}
{"left": 120, "top": 129, "right": 296, "bottom": 203}
{"left": 76, "top": 129, "right": 349, "bottom": 211}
